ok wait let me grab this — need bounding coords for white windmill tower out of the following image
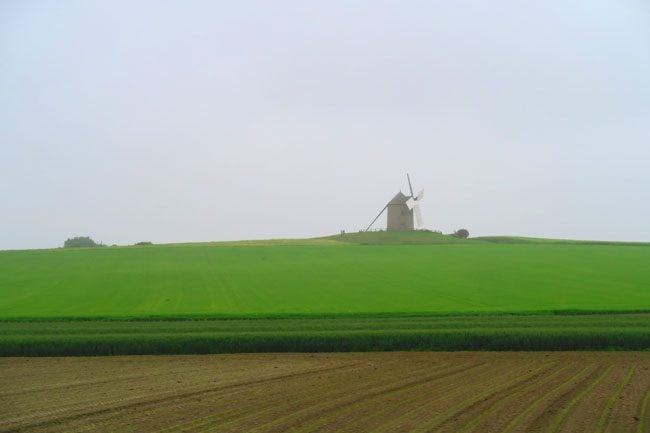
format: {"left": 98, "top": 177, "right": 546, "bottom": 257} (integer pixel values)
{"left": 365, "top": 174, "right": 425, "bottom": 231}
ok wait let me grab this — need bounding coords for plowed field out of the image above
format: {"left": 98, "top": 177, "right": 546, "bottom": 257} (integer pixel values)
{"left": 1, "top": 352, "right": 649, "bottom": 433}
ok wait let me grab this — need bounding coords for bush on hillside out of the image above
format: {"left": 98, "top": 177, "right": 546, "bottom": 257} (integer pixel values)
{"left": 451, "top": 229, "right": 470, "bottom": 239}
{"left": 63, "top": 236, "right": 99, "bottom": 248}
{"left": 134, "top": 241, "right": 153, "bottom": 246}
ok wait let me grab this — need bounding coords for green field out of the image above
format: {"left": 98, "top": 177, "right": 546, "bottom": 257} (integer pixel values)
{"left": 1, "top": 232, "right": 650, "bottom": 354}
{"left": 1, "top": 234, "right": 650, "bottom": 319}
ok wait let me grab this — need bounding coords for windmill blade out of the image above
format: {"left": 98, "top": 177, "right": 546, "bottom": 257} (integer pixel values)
{"left": 414, "top": 204, "right": 423, "bottom": 228}
{"left": 416, "top": 189, "right": 424, "bottom": 201}
{"left": 406, "top": 174, "right": 415, "bottom": 197}
{"left": 405, "top": 197, "right": 416, "bottom": 210}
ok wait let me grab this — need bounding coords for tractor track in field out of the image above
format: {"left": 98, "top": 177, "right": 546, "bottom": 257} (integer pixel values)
{"left": 1, "top": 352, "right": 650, "bottom": 433}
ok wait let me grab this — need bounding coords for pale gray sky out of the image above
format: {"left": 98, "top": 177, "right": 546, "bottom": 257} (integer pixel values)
{"left": 1, "top": 0, "right": 649, "bottom": 250}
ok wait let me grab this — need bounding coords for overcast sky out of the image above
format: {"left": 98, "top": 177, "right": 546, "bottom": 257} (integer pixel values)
{"left": 1, "top": 0, "right": 649, "bottom": 250}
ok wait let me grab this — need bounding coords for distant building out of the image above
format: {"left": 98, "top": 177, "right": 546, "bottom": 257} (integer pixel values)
{"left": 365, "top": 174, "right": 424, "bottom": 232}
{"left": 387, "top": 192, "right": 414, "bottom": 231}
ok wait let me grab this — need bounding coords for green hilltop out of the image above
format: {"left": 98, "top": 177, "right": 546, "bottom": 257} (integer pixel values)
{"left": 321, "top": 230, "right": 466, "bottom": 245}
{"left": 193, "top": 231, "right": 650, "bottom": 247}
{"left": 163, "top": 230, "right": 462, "bottom": 247}
{"left": 1, "top": 231, "right": 650, "bottom": 320}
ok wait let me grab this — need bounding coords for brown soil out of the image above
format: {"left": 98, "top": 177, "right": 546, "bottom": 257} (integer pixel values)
{"left": 1, "top": 352, "right": 649, "bottom": 433}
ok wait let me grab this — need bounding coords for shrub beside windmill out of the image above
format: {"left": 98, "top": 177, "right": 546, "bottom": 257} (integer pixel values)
{"left": 366, "top": 174, "right": 424, "bottom": 231}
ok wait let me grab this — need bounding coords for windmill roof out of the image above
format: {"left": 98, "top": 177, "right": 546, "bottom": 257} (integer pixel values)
{"left": 388, "top": 191, "right": 410, "bottom": 205}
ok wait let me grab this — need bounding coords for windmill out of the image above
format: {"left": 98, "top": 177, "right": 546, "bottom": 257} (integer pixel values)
{"left": 365, "top": 174, "right": 424, "bottom": 231}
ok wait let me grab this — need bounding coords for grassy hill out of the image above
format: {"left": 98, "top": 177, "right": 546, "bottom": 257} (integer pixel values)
{"left": 322, "top": 230, "right": 466, "bottom": 245}
{"left": 162, "top": 230, "right": 463, "bottom": 247}
{"left": 474, "top": 235, "right": 650, "bottom": 246}
{"left": 1, "top": 232, "right": 650, "bottom": 319}
{"left": 3, "top": 231, "right": 650, "bottom": 355}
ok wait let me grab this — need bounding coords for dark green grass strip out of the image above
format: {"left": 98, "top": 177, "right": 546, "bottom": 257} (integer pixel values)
{"left": 4, "top": 308, "right": 650, "bottom": 322}
{"left": 1, "top": 313, "right": 650, "bottom": 356}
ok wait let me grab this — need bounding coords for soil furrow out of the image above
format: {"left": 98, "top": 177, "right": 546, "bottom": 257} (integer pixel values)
{"left": 291, "top": 362, "right": 495, "bottom": 433}
{"left": 544, "top": 364, "right": 614, "bottom": 433}
{"left": 501, "top": 363, "right": 598, "bottom": 433}
{"left": 521, "top": 363, "right": 608, "bottom": 433}
{"left": 414, "top": 361, "right": 553, "bottom": 433}
{"left": 308, "top": 363, "right": 499, "bottom": 433}
{"left": 455, "top": 362, "right": 577, "bottom": 433}
{"left": 163, "top": 360, "right": 445, "bottom": 433}
{"left": 63, "top": 357, "right": 439, "bottom": 433}
{"left": 243, "top": 361, "right": 487, "bottom": 433}
{"left": 638, "top": 391, "right": 650, "bottom": 433}
{"left": 595, "top": 364, "right": 636, "bottom": 433}
{"left": 3, "top": 353, "right": 650, "bottom": 433}
{"left": 0, "top": 361, "right": 366, "bottom": 432}
{"left": 370, "top": 359, "right": 538, "bottom": 433}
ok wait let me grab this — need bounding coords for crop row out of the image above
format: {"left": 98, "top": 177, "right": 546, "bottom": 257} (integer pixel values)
{"left": 1, "top": 313, "right": 650, "bottom": 356}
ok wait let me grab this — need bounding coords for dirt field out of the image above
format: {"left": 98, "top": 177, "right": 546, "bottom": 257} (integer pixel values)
{"left": 1, "top": 352, "right": 649, "bottom": 433}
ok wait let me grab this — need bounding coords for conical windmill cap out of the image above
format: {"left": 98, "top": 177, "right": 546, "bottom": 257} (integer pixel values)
{"left": 388, "top": 191, "right": 409, "bottom": 205}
